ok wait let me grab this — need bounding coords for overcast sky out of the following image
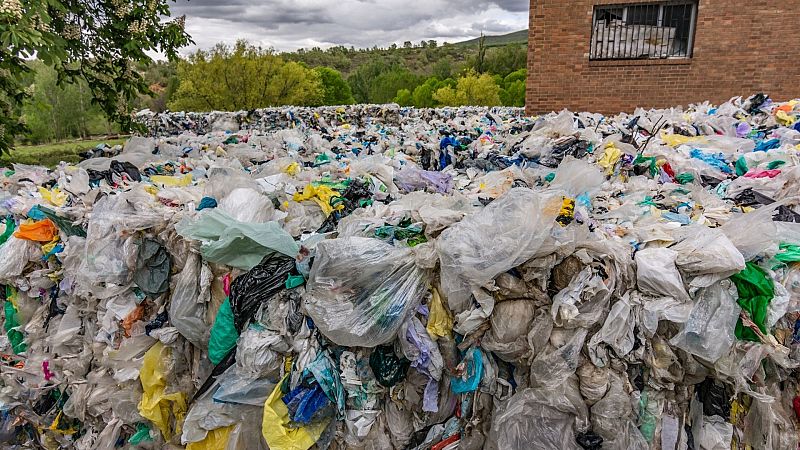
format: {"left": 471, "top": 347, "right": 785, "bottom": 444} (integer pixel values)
{"left": 169, "top": 0, "right": 529, "bottom": 53}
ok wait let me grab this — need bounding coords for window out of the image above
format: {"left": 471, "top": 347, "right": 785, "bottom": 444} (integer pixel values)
{"left": 590, "top": 2, "right": 697, "bottom": 60}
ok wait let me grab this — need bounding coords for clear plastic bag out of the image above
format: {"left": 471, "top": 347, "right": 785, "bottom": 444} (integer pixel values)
{"left": 587, "top": 294, "right": 636, "bottom": 367}
{"left": 169, "top": 253, "right": 210, "bottom": 348}
{"left": 81, "top": 189, "right": 167, "bottom": 284}
{"left": 304, "top": 237, "right": 429, "bottom": 347}
{"left": 742, "top": 386, "right": 798, "bottom": 450}
{"left": 438, "top": 188, "right": 561, "bottom": 313}
{"left": 549, "top": 157, "right": 605, "bottom": 197}
{"left": 670, "top": 281, "right": 740, "bottom": 363}
{"left": 488, "top": 386, "right": 583, "bottom": 450}
{"left": 482, "top": 300, "right": 538, "bottom": 362}
{"left": 590, "top": 372, "right": 649, "bottom": 450}
{"left": 721, "top": 200, "right": 792, "bottom": 261}
{"left": 529, "top": 328, "right": 588, "bottom": 389}
{"left": 394, "top": 165, "right": 453, "bottom": 194}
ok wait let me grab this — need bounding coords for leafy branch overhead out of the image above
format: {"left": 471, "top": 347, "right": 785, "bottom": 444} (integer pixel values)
{"left": 0, "top": 0, "right": 192, "bottom": 153}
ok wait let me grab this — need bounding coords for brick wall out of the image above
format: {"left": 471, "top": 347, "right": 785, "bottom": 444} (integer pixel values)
{"left": 526, "top": 0, "right": 800, "bottom": 115}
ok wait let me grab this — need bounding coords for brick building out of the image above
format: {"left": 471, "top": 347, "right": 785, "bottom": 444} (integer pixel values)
{"left": 526, "top": 1, "right": 800, "bottom": 115}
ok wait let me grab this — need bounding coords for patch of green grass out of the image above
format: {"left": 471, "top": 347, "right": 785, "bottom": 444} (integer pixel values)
{"left": 1, "top": 137, "right": 128, "bottom": 168}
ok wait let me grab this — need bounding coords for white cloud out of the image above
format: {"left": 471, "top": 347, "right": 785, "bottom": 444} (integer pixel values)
{"left": 169, "top": 0, "right": 528, "bottom": 53}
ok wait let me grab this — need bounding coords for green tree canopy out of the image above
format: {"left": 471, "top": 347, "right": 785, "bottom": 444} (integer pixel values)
{"left": 0, "top": 0, "right": 191, "bottom": 152}
{"left": 393, "top": 88, "right": 412, "bottom": 106}
{"left": 499, "top": 69, "right": 527, "bottom": 107}
{"left": 22, "top": 61, "right": 116, "bottom": 144}
{"left": 168, "top": 41, "right": 323, "bottom": 111}
{"left": 433, "top": 71, "right": 501, "bottom": 107}
{"left": 315, "top": 67, "right": 355, "bottom": 105}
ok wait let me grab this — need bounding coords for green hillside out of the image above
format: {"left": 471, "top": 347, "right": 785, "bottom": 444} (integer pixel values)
{"left": 455, "top": 30, "right": 528, "bottom": 47}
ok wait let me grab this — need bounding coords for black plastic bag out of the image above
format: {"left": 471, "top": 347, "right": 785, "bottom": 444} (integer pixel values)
{"left": 229, "top": 253, "right": 295, "bottom": 332}
{"left": 110, "top": 160, "right": 142, "bottom": 182}
{"left": 369, "top": 345, "right": 410, "bottom": 387}
{"left": 576, "top": 431, "right": 603, "bottom": 450}
{"left": 696, "top": 378, "right": 731, "bottom": 419}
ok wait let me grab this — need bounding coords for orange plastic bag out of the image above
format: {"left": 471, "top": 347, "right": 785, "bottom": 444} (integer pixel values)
{"left": 14, "top": 219, "right": 58, "bottom": 242}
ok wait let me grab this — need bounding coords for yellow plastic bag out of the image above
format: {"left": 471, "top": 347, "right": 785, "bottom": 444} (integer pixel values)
{"left": 426, "top": 288, "right": 453, "bottom": 339}
{"left": 283, "top": 162, "right": 300, "bottom": 176}
{"left": 150, "top": 174, "right": 193, "bottom": 187}
{"left": 597, "top": 144, "right": 622, "bottom": 175}
{"left": 41, "top": 238, "right": 60, "bottom": 255}
{"left": 660, "top": 132, "right": 706, "bottom": 147}
{"left": 776, "top": 110, "right": 795, "bottom": 126}
{"left": 38, "top": 187, "right": 67, "bottom": 207}
{"left": 262, "top": 376, "right": 329, "bottom": 450}
{"left": 47, "top": 411, "right": 78, "bottom": 435}
{"left": 14, "top": 219, "right": 58, "bottom": 242}
{"left": 138, "top": 342, "right": 187, "bottom": 440}
{"left": 292, "top": 185, "right": 343, "bottom": 217}
{"left": 186, "top": 425, "right": 234, "bottom": 450}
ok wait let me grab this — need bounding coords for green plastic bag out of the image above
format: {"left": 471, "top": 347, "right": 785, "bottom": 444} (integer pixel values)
{"left": 767, "top": 160, "right": 786, "bottom": 170}
{"left": 775, "top": 243, "right": 800, "bottom": 263}
{"left": 730, "top": 262, "right": 774, "bottom": 342}
{"left": 37, "top": 206, "right": 87, "bottom": 237}
{"left": 209, "top": 298, "right": 238, "bottom": 365}
{"left": 675, "top": 173, "right": 695, "bottom": 184}
{"left": 128, "top": 423, "right": 153, "bottom": 444}
{"left": 4, "top": 298, "right": 26, "bottom": 354}
{"left": 0, "top": 218, "right": 15, "bottom": 246}
{"left": 285, "top": 274, "right": 305, "bottom": 289}
{"left": 735, "top": 156, "right": 749, "bottom": 177}
{"left": 176, "top": 209, "right": 299, "bottom": 271}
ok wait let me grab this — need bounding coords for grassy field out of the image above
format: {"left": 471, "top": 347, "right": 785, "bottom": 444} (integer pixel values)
{"left": 1, "top": 137, "right": 128, "bottom": 168}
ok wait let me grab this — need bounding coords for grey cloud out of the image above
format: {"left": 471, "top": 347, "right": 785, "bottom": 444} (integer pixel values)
{"left": 171, "top": 0, "right": 528, "bottom": 52}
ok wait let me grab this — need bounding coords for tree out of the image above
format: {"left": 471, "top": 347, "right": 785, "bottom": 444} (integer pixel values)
{"left": 432, "top": 57, "right": 453, "bottom": 80}
{"left": 499, "top": 69, "right": 527, "bottom": 107}
{"left": 403, "top": 41, "right": 413, "bottom": 49}
{"left": 433, "top": 71, "right": 501, "bottom": 107}
{"left": 315, "top": 67, "right": 355, "bottom": 105}
{"left": 482, "top": 44, "right": 528, "bottom": 77}
{"left": 168, "top": 41, "right": 323, "bottom": 111}
{"left": 347, "top": 58, "right": 390, "bottom": 103}
{"left": 367, "top": 68, "right": 420, "bottom": 104}
{"left": 0, "top": 0, "right": 192, "bottom": 152}
{"left": 475, "top": 33, "right": 487, "bottom": 73}
{"left": 393, "top": 88, "right": 412, "bottom": 106}
{"left": 428, "top": 40, "right": 437, "bottom": 49}
{"left": 21, "top": 62, "right": 115, "bottom": 144}
{"left": 410, "top": 77, "right": 441, "bottom": 108}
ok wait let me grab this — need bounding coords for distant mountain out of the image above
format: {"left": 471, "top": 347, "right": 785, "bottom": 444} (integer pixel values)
{"left": 454, "top": 30, "right": 528, "bottom": 47}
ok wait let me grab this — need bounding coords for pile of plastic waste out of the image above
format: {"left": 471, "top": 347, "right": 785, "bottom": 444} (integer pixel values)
{"left": 1, "top": 94, "right": 800, "bottom": 449}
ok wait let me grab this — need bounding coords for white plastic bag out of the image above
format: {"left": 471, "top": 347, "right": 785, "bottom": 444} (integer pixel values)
{"left": 635, "top": 247, "right": 689, "bottom": 301}
{"left": 671, "top": 226, "right": 745, "bottom": 279}
{"left": 218, "top": 188, "right": 276, "bottom": 223}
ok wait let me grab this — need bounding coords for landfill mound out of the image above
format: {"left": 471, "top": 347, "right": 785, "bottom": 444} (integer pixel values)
{"left": 1, "top": 94, "right": 800, "bottom": 449}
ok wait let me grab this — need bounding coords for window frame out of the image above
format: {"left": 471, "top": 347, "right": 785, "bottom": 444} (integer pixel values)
{"left": 589, "top": 1, "right": 698, "bottom": 61}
